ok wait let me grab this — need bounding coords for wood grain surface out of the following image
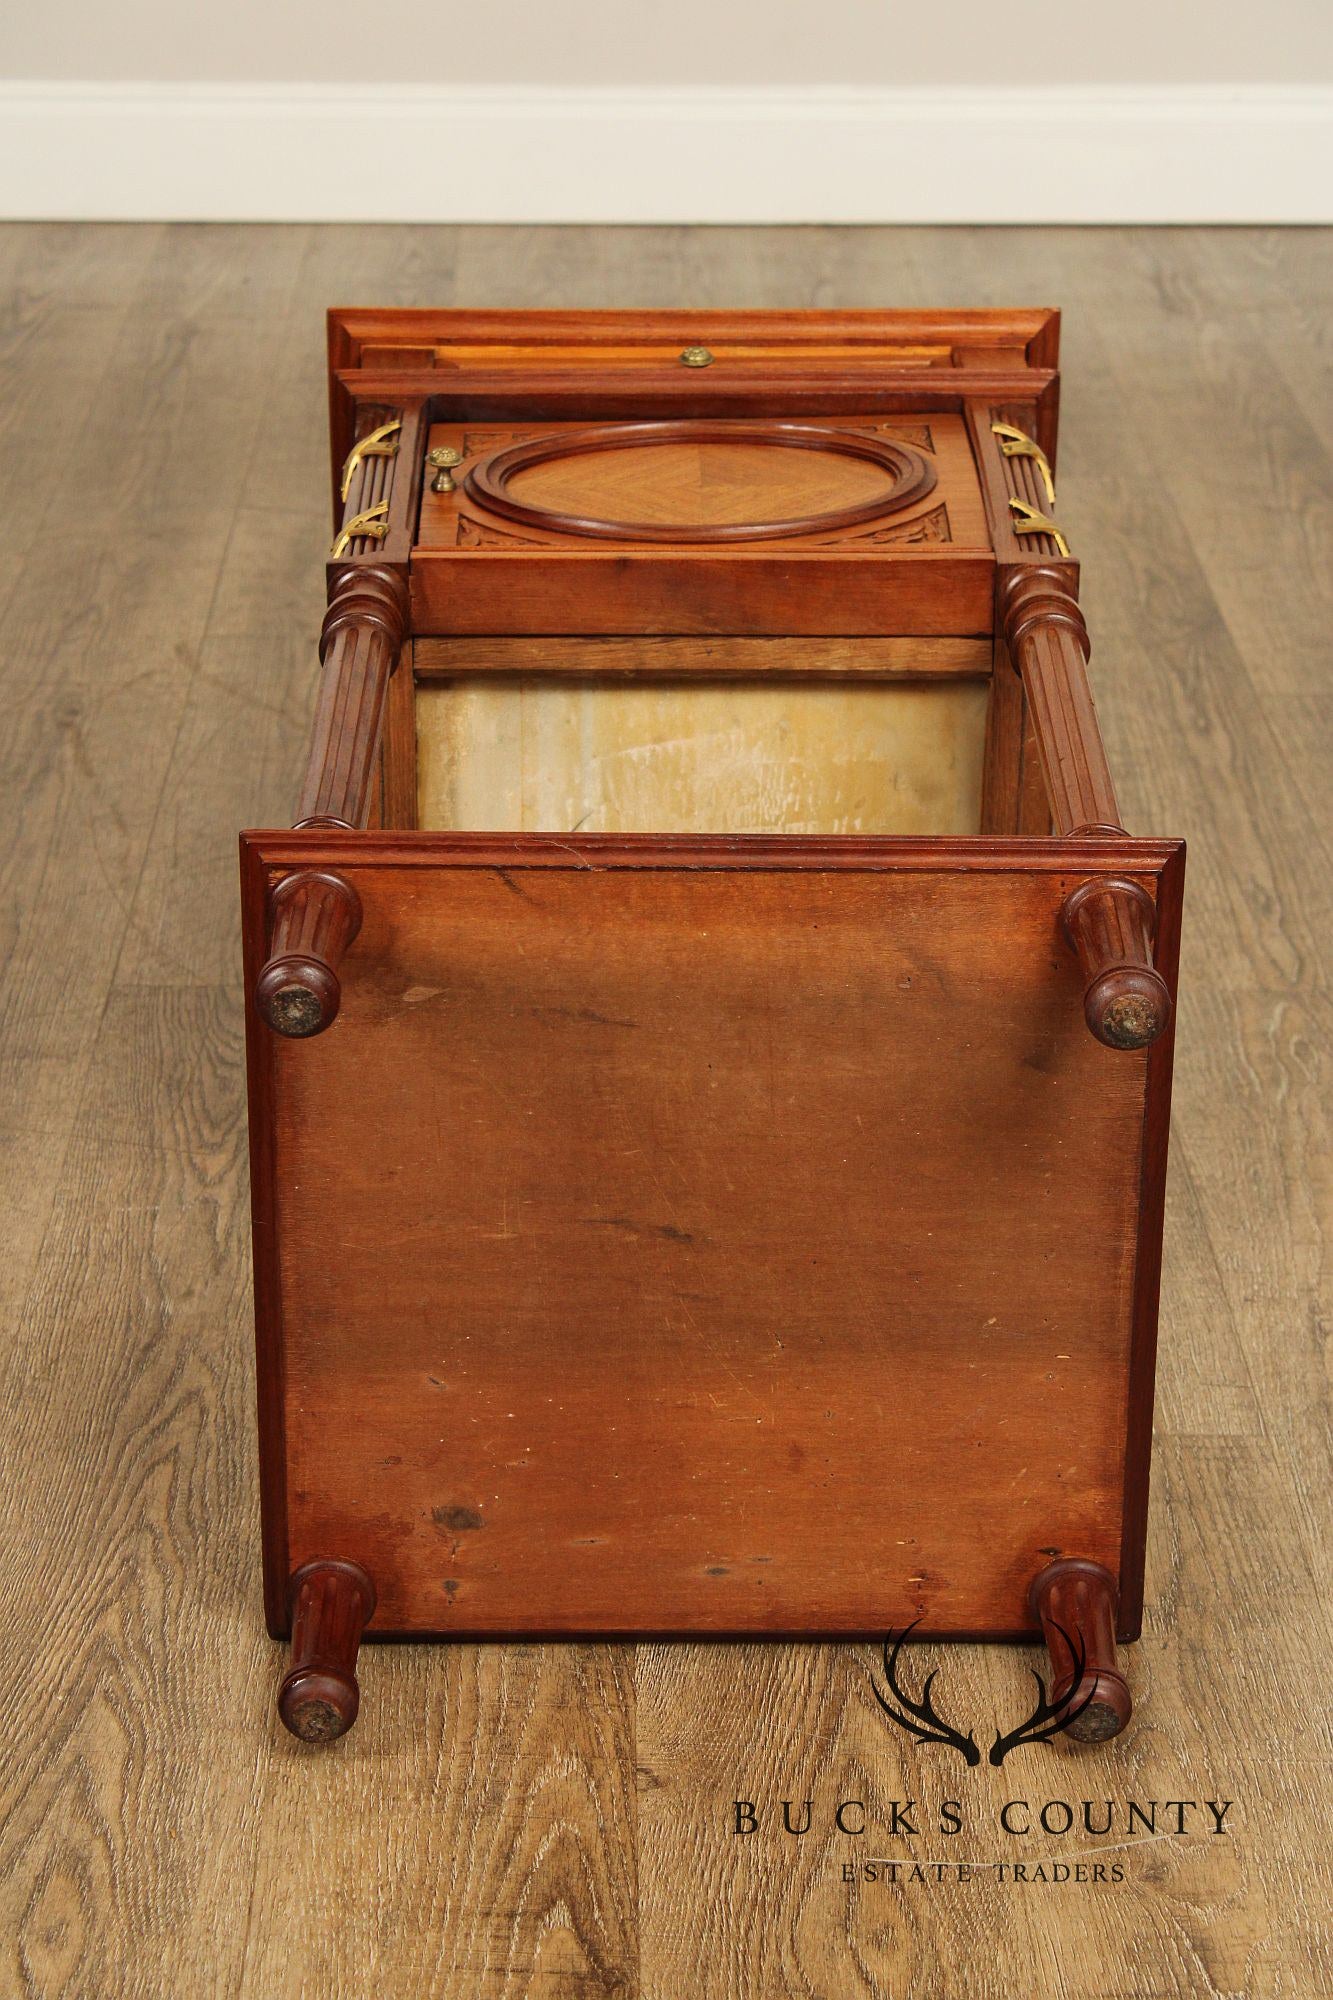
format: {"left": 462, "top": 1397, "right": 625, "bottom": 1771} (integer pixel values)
{"left": 410, "top": 635, "right": 995, "bottom": 679}
{"left": 244, "top": 842, "right": 1169, "bottom": 1636}
{"left": 505, "top": 431, "right": 912, "bottom": 526}
{"left": 0, "top": 222, "right": 1328, "bottom": 1999}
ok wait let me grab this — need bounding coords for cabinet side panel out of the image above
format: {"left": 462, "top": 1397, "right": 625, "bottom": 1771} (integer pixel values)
{"left": 1117, "top": 839, "right": 1185, "bottom": 1638}
{"left": 415, "top": 676, "right": 990, "bottom": 837}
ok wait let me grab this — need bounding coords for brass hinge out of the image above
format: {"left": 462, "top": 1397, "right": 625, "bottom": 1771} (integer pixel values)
{"left": 992, "top": 421, "right": 1056, "bottom": 505}
{"left": 1008, "top": 496, "right": 1070, "bottom": 558}
{"left": 330, "top": 499, "right": 390, "bottom": 559}
{"left": 339, "top": 418, "right": 401, "bottom": 502}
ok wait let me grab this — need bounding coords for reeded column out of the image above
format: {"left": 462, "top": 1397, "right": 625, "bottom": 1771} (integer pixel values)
{"left": 1001, "top": 565, "right": 1172, "bottom": 1051}
{"left": 255, "top": 564, "right": 408, "bottom": 1037}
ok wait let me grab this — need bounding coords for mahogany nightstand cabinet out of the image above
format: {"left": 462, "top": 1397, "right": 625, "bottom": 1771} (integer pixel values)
{"left": 241, "top": 309, "right": 1182, "bottom": 1748}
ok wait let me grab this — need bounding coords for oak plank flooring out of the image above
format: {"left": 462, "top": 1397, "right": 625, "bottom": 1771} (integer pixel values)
{"left": 0, "top": 230, "right": 303, "bottom": 1348}
{"left": 0, "top": 223, "right": 1329, "bottom": 2000}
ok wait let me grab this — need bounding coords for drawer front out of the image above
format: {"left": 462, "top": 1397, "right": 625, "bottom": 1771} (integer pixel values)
{"left": 407, "top": 411, "right": 995, "bottom": 636}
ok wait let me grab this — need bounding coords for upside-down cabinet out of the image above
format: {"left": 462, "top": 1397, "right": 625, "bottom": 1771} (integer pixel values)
{"left": 241, "top": 309, "right": 1182, "bottom": 1747}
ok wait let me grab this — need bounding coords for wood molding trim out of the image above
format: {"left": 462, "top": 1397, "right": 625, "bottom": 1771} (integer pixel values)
{"left": 409, "top": 636, "right": 992, "bottom": 680}
{"left": 462, "top": 421, "right": 937, "bottom": 544}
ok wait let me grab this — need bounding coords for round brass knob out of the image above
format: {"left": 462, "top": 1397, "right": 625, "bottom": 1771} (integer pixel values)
{"left": 679, "top": 345, "right": 714, "bottom": 368}
{"left": 428, "top": 444, "right": 464, "bottom": 493}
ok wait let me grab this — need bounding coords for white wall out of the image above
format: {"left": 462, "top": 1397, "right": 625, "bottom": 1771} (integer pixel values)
{"left": 1, "top": 1, "right": 1330, "bottom": 221}
{"left": 3, "top": 0, "right": 1331, "bottom": 86}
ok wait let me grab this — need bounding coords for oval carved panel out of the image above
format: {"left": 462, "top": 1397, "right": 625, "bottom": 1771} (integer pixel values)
{"left": 462, "top": 420, "right": 937, "bottom": 544}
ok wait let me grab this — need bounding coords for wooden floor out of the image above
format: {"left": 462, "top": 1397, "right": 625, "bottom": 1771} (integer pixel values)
{"left": 0, "top": 224, "right": 1329, "bottom": 1999}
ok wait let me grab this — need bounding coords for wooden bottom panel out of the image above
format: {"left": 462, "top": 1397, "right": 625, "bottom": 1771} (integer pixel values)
{"left": 415, "top": 675, "right": 989, "bottom": 835}
{"left": 248, "top": 846, "right": 1162, "bottom": 1636}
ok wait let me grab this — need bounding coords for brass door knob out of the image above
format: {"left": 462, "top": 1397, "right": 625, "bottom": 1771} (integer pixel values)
{"left": 428, "top": 445, "right": 464, "bottom": 493}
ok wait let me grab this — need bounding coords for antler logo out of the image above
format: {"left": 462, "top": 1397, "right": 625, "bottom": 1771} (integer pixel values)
{"left": 872, "top": 1621, "right": 1096, "bottom": 1767}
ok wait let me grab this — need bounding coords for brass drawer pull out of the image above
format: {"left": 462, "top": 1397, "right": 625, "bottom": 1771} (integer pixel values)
{"left": 992, "top": 421, "right": 1056, "bottom": 504}
{"left": 339, "top": 419, "right": 401, "bottom": 502}
{"left": 679, "top": 344, "right": 714, "bottom": 368}
{"left": 1009, "top": 496, "right": 1069, "bottom": 558}
{"left": 330, "top": 499, "right": 390, "bottom": 558}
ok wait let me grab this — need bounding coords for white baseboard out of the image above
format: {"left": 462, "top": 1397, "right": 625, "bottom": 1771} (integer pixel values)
{"left": 1, "top": 82, "right": 1328, "bottom": 225}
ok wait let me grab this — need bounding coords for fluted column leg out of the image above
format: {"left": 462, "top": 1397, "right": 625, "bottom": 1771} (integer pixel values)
{"left": 254, "top": 564, "right": 407, "bottom": 1038}
{"left": 1001, "top": 564, "right": 1173, "bottom": 1053}
{"left": 1030, "top": 1558, "right": 1132, "bottom": 1744}
{"left": 278, "top": 1560, "right": 376, "bottom": 1743}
